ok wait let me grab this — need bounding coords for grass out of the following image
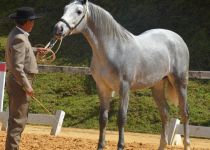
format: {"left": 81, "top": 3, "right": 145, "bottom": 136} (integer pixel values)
{"left": 0, "top": 37, "right": 7, "bottom": 46}
{"left": 3, "top": 73, "right": 209, "bottom": 134}
{"left": 0, "top": 36, "right": 7, "bottom": 60}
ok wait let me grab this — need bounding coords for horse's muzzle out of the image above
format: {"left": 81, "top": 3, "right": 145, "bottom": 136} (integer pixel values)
{"left": 53, "top": 23, "right": 65, "bottom": 39}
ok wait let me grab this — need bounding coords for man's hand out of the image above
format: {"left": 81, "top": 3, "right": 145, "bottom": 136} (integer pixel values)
{"left": 24, "top": 87, "right": 34, "bottom": 97}
{"left": 36, "top": 47, "right": 48, "bottom": 54}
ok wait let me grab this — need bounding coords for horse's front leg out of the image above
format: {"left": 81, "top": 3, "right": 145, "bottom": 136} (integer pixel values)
{"left": 97, "top": 87, "right": 112, "bottom": 150}
{"left": 118, "top": 80, "right": 130, "bottom": 150}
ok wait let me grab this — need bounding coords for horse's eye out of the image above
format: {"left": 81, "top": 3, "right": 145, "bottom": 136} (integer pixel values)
{"left": 77, "top": 10, "right": 82, "bottom": 15}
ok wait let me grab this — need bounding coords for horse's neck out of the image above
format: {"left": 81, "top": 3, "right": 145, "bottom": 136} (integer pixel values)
{"left": 83, "top": 22, "right": 107, "bottom": 49}
{"left": 83, "top": 28, "right": 107, "bottom": 62}
{"left": 82, "top": 3, "right": 133, "bottom": 58}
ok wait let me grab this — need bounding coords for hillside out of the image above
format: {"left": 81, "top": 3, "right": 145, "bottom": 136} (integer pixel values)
{"left": 0, "top": 0, "right": 210, "bottom": 70}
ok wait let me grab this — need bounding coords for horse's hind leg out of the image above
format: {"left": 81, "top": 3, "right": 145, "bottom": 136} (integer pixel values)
{"left": 118, "top": 80, "right": 130, "bottom": 150}
{"left": 97, "top": 86, "right": 112, "bottom": 150}
{"left": 152, "top": 79, "right": 169, "bottom": 150}
{"left": 174, "top": 76, "right": 190, "bottom": 150}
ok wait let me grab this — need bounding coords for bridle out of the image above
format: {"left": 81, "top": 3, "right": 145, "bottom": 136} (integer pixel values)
{"left": 59, "top": 5, "right": 87, "bottom": 35}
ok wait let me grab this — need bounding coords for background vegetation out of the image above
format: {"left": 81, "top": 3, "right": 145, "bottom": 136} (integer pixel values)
{"left": 0, "top": 0, "right": 210, "bottom": 133}
{"left": 0, "top": 0, "right": 210, "bottom": 69}
{"left": 4, "top": 73, "right": 209, "bottom": 134}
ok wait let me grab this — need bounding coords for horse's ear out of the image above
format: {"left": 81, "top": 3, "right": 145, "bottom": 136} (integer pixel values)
{"left": 78, "top": 0, "right": 88, "bottom": 5}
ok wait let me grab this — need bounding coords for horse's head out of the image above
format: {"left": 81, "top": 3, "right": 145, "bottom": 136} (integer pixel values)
{"left": 54, "top": 0, "right": 88, "bottom": 38}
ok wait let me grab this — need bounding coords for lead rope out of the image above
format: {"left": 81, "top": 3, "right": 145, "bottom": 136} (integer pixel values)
{"left": 32, "top": 96, "right": 52, "bottom": 115}
{"left": 23, "top": 85, "right": 52, "bottom": 114}
{"left": 32, "top": 37, "right": 63, "bottom": 114}
{"left": 35, "top": 37, "right": 63, "bottom": 64}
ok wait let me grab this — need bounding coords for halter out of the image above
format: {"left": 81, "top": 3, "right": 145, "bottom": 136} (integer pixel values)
{"left": 36, "top": 6, "right": 87, "bottom": 64}
{"left": 59, "top": 6, "right": 87, "bottom": 35}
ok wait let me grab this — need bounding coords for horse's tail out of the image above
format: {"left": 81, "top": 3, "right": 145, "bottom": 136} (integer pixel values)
{"left": 164, "top": 75, "right": 179, "bottom": 106}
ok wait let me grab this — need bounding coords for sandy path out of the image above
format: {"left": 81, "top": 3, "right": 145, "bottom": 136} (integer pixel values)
{"left": 0, "top": 125, "right": 209, "bottom": 150}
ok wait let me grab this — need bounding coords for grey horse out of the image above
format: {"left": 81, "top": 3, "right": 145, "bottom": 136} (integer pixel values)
{"left": 54, "top": 0, "right": 190, "bottom": 150}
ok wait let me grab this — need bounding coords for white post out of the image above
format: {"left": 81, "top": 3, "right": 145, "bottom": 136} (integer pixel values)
{"left": 50, "top": 110, "right": 65, "bottom": 136}
{"left": 168, "top": 118, "right": 183, "bottom": 145}
{"left": 0, "top": 62, "right": 6, "bottom": 112}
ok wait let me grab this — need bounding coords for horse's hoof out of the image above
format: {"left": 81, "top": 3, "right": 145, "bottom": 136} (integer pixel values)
{"left": 97, "top": 143, "right": 105, "bottom": 150}
{"left": 97, "top": 146, "right": 103, "bottom": 150}
{"left": 117, "top": 145, "right": 124, "bottom": 150}
{"left": 184, "top": 145, "right": 190, "bottom": 150}
{"left": 184, "top": 140, "right": 190, "bottom": 150}
{"left": 158, "top": 145, "right": 167, "bottom": 150}
{"left": 158, "top": 148, "right": 167, "bottom": 150}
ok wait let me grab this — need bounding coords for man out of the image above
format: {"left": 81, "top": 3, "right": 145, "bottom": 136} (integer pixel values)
{"left": 5, "top": 7, "right": 47, "bottom": 150}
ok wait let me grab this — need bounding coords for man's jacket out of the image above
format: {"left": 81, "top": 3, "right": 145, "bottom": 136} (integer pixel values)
{"left": 5, "top": 27, "right": 38, "bottom": 91}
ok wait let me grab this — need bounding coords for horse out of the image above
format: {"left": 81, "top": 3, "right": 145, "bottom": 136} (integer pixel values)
{"left": 54, "top": 0, "right": 190, "bottom": 150}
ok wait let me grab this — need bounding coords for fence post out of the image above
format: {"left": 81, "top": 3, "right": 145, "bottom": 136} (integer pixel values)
{"left": 0, "top": 62, "right": 6, "bottom": 112}
{"left": 168, "top": 118, "right": 183, "bottom": 145}
{"left": 50, "top": 110, "right": 65, "bottom": 136}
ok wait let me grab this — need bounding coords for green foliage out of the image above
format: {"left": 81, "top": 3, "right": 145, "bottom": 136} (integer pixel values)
{"left": 0, "top": 37, "right": 7, "bottom": 61}
{"left": 0, "top": 0, "right": 210, "bottom": 69}
{"left": 3, "top": 74, "right": 210, "bottom": 133}
{"left": 188, "top": 79, "right": 210, "bottom": 126}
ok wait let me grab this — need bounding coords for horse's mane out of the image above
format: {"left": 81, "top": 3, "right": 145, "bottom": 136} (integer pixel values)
{"left": 88, "top": 2, "right": 133, "bottom": 40}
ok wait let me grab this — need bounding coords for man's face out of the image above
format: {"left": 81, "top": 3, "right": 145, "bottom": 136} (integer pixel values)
{"left": 25, "top": 20, "right": 34, "bottom": 32}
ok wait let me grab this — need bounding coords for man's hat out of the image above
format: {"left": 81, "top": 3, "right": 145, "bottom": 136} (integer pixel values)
{"left": 9, "top": 7, "right": 42, "bottom": 20}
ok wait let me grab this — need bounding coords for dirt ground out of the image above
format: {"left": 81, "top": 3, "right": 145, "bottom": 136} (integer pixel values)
{"left": 0, "top": 125, "right": 209, "bottom": 150}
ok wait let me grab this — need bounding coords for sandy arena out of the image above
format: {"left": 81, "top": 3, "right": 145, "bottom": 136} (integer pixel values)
{"left": 0, "top": 125, "right": 209, "bottom": 150}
